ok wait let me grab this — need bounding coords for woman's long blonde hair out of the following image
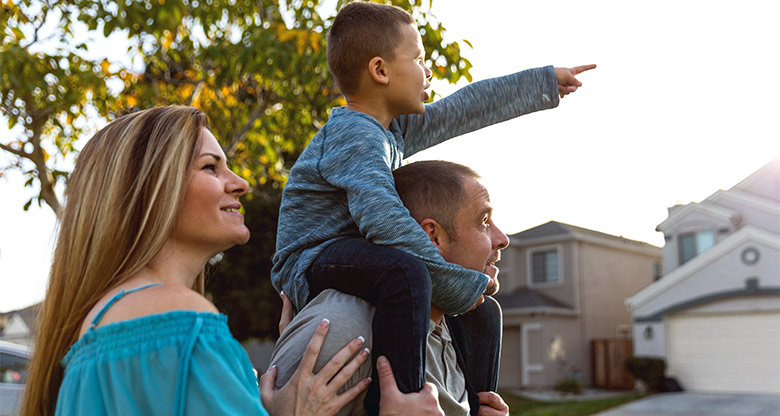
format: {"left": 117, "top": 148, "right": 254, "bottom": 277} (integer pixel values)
{"left": 21, "top": 106, "right": 209, "bottom": 416}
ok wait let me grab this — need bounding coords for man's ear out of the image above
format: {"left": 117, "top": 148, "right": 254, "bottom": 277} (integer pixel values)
{"left": 420, "top": 218, "right": 447, "bottom": 248}
{"left": 367, "top": 56, "right": 390, "bottom": 85}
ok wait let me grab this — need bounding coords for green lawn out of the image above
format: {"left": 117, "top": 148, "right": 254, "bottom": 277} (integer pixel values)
{"left": 500, "top": 391, "right": 643, "bottom": 416}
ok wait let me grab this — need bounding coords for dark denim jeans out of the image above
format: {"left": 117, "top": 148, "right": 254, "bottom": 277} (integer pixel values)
{"left": 307, "top": 237, "right": 432, "bottom": 415}
{"left": 449, "top": 296, "right": 503, "bottom": 396}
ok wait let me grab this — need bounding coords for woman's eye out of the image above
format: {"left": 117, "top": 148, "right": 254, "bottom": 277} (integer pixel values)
{"left": 202, "top": 164, "right": 217, "bottom": 172}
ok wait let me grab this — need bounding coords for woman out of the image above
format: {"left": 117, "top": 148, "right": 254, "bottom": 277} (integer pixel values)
{"left": 20, "top": 106, "right": 373, "bottom": 415}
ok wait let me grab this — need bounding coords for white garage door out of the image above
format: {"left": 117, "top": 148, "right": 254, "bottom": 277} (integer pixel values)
{"left": 668, "top": 312, "right": 780, "bottom": 394}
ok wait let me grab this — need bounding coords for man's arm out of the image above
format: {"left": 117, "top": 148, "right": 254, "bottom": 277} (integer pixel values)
{"left": 261, "top": 316, "right": 371, "bottom": 416}
{"left": 269, "top": 290, "right": 375, "bottom": 416}
{"left": 269, "top": 290, "right": 444, "bottom": 416}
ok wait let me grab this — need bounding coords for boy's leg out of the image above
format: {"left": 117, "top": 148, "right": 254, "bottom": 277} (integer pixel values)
{"left": 448, "top": 296, "right": 502, "bottom": 392}
{"left": 307, "top": 237, "right": 432, "bottom": 415}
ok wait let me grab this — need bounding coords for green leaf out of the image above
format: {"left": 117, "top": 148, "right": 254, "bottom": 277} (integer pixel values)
{"left": 103, "top": 19, "right": 115, "bottom": 37}
{"left": 11, "top": 27, "right": 25, "bottom": 40}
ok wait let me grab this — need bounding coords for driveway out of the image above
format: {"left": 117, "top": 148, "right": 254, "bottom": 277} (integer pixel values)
{"left": 594, "top": 392, "right": 780, "bottom": 416}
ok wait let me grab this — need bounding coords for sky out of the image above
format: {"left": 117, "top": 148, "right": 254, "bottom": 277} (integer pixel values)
{"left": 1, "top": 0, "right": 779, "bottom": 312}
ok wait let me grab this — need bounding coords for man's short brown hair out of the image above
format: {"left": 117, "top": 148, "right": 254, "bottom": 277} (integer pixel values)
{"left": 393, "top": 160, "right": 481, "bottom": 240}
{"left": 326, "top": 1, "right": 416, "bottom": 96}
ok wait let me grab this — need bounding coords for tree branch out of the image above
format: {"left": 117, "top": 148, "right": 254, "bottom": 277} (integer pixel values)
{"left": 26, "top": 119, "right": 61, "bottom": 217}
{"left": 225, "top": 94, "right": 268, "bottom": 158}
{"left": 187, "top": 80, "right": 204, "bottom": 106}
{"left": 0, "top": 141, "right": 29, "bottom": 158}
{"left": 21, "top": 2, "right": 50, "bottom": 49}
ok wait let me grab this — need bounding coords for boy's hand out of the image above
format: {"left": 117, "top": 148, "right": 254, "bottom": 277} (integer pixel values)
{"left": 555, "top": 64, "right": 596, "bottom": 98}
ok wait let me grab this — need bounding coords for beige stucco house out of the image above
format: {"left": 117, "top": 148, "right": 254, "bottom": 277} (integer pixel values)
{"left": 495, "top": 221, "right": 661, "bottom": 389}
{"left": 626, "top": 157, "right": 780, "bottom": 394}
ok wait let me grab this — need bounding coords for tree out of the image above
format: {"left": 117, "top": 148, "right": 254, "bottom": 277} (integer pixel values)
{"left": 1, "top": 0, "right": 113, "bottom": 215}
{"left": 1, "top": 0, "right": 474, "bottom": 340}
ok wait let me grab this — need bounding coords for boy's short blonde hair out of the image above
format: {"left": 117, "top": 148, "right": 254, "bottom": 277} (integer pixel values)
{"left": 327, "top": 1, "right": 416, "bottom": 96}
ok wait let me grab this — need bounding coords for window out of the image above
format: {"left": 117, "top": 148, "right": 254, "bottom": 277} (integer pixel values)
{"left": 679, "top": 231, "right": 714, "bottom": 264}
{"left": 0, "top": 352, "right": 29, "bottom": 384}
{"left": 531, "top": 249, "right": 560, "bottom": 284}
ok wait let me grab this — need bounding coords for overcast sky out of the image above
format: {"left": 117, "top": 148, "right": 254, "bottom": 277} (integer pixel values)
{"left": 2, "top": 0, "right": 779, "bottom": 312}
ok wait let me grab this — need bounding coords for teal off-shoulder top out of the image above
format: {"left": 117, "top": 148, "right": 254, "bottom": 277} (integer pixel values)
{"left": 55, "top": 284, "right": 269, "bottom": 416}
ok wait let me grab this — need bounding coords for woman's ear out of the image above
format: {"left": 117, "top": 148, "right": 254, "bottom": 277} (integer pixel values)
{"left": 368, "top": 56, "right": 389, "bottom": 85}
{"left": 420, "top": 218, "right": 446, "bottom": 248}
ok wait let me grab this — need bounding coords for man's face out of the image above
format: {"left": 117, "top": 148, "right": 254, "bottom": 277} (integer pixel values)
{"left": 438, "top": 177, "right": 510, "bottom": 297}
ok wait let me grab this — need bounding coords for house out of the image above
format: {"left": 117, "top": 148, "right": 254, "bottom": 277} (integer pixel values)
{"left": 626, "top": 157, "right": 780, "bottom": 394}
{"left": 0, "top": 304, "right": 39, "bottom": 347}
{"left": 495, "top": 221, "right": 662, "bottom": 389}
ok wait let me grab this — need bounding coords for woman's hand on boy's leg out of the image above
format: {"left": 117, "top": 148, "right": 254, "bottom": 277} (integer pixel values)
{"left": 278, "top": 291, "right": 294, "bottom": 334}
{"left": 555, "top": 64, "right": 597, "bottom": 98}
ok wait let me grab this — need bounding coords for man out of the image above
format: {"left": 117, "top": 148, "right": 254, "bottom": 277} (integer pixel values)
{"left": 269, "top": 160, "right": 510, "bottom": 416}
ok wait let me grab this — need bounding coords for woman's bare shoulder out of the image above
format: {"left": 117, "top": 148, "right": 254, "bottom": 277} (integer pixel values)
{"left": 80, "top": 282, "right": 218, "bottom": 336}
{"left": 133, "top": 284, "right": 219, "bottom": 314}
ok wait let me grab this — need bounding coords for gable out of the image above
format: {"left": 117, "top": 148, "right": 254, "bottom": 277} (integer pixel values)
{"left": 656, "top": 201, "right": 736, "bottom": 234}
{"left": 627, "top": 226, "right": 780, "bottom": 319}
{"left": 1, "top": 314, "right": 31, "bottom": 337}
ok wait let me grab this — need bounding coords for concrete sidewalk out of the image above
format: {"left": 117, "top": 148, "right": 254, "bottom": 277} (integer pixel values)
{"left": 593, "top": 392, "right": 780, "bottom": 416}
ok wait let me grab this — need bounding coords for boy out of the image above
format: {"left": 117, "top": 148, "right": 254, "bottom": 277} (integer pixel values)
{"left": 272, "top": 1, "right": 594, "bottom": 413}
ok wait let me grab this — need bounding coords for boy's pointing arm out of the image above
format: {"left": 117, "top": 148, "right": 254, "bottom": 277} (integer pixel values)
{"left": 400, "top": 64, "right": 596, "bottom": 157}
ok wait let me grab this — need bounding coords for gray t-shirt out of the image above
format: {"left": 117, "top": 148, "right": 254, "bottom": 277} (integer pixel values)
{"left": 426, "top": 318, "right": 469, "bottom": 415}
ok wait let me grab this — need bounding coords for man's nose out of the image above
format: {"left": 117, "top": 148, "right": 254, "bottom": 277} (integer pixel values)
{"left": 493, "top": 225, "right": 509, "bottom": 249}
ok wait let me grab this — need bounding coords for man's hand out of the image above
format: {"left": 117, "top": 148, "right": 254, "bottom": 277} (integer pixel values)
{"left": 260, "top": 319, "right": 370, "bottom": 416}
{"left": 555, "top": 64, "right": 597, "bottom": 98}
{"left": 377, "top": 356, "right": 444, "bottom": 416}
{"left": 477, "top": 391, "right": 509, "bottom": 416}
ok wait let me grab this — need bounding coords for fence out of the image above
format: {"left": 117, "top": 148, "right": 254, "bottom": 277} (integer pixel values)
{"left": 592, "top": 338, "right": 634, "bottom": 389}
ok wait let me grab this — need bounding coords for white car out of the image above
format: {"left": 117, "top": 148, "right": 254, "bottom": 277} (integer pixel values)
{"left": 0, "top": 340, "right": 31, "bottom": 416}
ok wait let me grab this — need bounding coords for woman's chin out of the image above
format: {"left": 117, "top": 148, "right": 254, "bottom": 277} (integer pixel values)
{"left": 232, "top": 227, "right": 251, "bottom": 245}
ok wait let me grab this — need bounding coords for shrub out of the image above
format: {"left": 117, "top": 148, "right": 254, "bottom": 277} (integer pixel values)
{"left": 554, "top": 377, "right": 583, "bottom": 394}
{"left": 625, "top": 356, "right": 666, "bottom": 391}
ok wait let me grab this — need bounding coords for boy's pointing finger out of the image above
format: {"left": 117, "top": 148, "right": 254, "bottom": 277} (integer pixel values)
{"left": 571, "top": 64, "right": 597, "bottom": 74}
